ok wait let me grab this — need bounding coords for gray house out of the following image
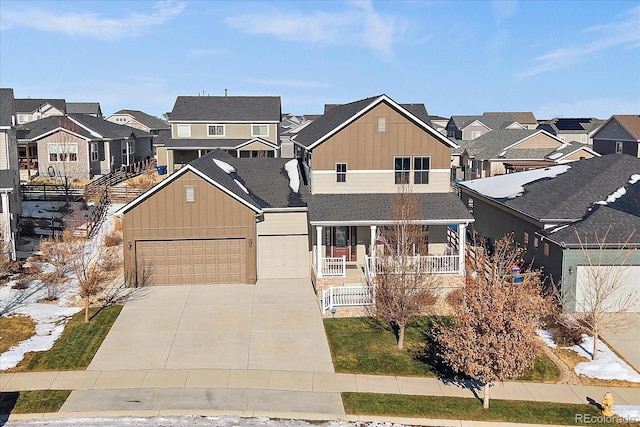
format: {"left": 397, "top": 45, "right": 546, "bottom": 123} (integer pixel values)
{"left": 457, "top": 154, "right": 640, "bottom": 312}
{"left": 0, "top": 88, "right": 21, "bottom": 260}
{"left": 592, "top": 115, "right": 640, "bottom": 158}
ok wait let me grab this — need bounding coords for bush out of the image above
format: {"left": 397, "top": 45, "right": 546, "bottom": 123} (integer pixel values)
{"left": 113, "top": 217, "right": 123, "bottom": 233}
{"left": 103, "top": 232, "right": 122, "bottom": 247}
{"left": 542, "top": 314, "right": 585, "bottom": 346}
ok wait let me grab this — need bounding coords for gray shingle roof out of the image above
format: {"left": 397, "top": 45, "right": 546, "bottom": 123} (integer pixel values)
{"left": 501, "top": 154, "right": 640, "bottom": 221}
{"left": 0, "top": 88, "right": 15, "bottom": 127}
{"left": 450, "top": 114, "right": 524, "bottom": 132}
{"left": 189, "top": 150, "right": 305, "bottom": 209}
{"left": 66, "top": 102, "right": 101, "bottom": 115}
{"left": 14, "top": 98, "right": 66, "bottom": 114}
{"left": 169, "top": 96, "right": 281, "bottom": 122}
{"left": 113, "top": 109, "right": 169, "bottom": 130}
{"left": 153, "top": 128, "right": 172, "bottom": 146}
{"left": 462, "top": 129, "right": 541, "bottom": 159}
{"left": 307, "top": 193, "right": 474, "bottom": 223}
{"left": 18, "top": 114, "right": 151, "bottom": 140}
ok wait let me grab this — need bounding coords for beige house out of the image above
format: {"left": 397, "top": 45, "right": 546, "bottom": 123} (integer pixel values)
{"left": 1, "top": 88, "right": 21, "bottom": 260}
{"left": 18, "top": 114, "right": 153, "bottom": 179}
{"left": 14, "top": 98, "right": 66, "bottom": 125}
{"left": 107, "top": 109, "right": 169, "bottom": 134}
{"left": 158, "top": 96, "right": 281, "bottom": 172}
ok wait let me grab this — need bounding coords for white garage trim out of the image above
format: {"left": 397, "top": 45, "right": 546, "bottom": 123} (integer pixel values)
{"left": 258, "top": 235, "right": 310, "bottom": 279}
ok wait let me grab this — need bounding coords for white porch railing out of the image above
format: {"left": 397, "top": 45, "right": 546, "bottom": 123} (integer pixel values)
{"left": 321, "top": 285, "right": 374, "bottom": 313}
{"left": 320, "top": 256, "right": 346, "bottom": 277}
{"left": 367, "top": 254, "right": 460, "bottom": 275}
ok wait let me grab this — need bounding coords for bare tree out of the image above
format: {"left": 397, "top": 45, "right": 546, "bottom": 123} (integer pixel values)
{"left": 37, "top": 235, "right": 72, "bottom": 301}
{"left": 61, "top": 229, "right": 122, "bottom": 322}
{"left": 566, "top": 227, "right": 638, "bottom": 361}
{"left": 48, "top": 117, "right": 84, "bottom": 212}
{"left": 435, "top": 234, "right": 548, "bottom": 408}
{"left": 369, "top": 186, "right": 439, "bottom": 349}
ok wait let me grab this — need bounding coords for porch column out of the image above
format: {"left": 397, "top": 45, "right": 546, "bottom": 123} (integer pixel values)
{"left": 316, "top": 225, "right": 323, "bottom": 278}
{"left": 370, "top": 225, "right": 376, "bottom": 265}
{"left": 458, "top": 223, "right": 466, "bottom": 276}
{"left": 198, "top": 149, "right": 202, "bottom": 158}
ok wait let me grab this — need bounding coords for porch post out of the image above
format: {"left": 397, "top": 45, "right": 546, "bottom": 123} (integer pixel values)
{"left": 458, "top": 223, "right": 466, "bottom": 276}
{"left": 369, "top": 225, "right": 376, "bottom": 266}
{"left": 316, "top": 225, "right": 323, "bottom": 278}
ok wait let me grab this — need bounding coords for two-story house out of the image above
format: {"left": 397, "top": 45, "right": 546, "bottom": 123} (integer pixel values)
{"left": 0, "top": 88, "right": 21, "bottom": 260}
{"left": 107, "top": 109, "right": 169, "bottom": 134}
{"left": 66, "top": 102, "right": 103, "bottom": 118}
{"left": 18, "top": 114, "right": 153, "bottom": 179}
{"left": 537, "top": 117, "right": 605, "bottom": 144}
{"left": 592, "top": 115, "right": 640, "bottom": 158}
{"left": 117, "top": 94, "right": 474, "bottom": 317}
{"left": 14, "top": 98, "right": 66, "bottom": 125}
{"left": 158, "top": 96, "right": 281, "bottom": 172}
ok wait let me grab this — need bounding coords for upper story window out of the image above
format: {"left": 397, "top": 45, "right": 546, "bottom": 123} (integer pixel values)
{"left": 177, "top": 124, "right": 190, "bottom": 137}
{"left": 252, "top": 124, "right": 269, "bottom": 137}
{"left": 377, "top": 117, "right": 386, "bottom": 132}
{"left": 394, "top": 157, "right": 410, "bottom": 184}
{"left": 208, "top": 124, "right": 224, "bottom": 136}
{"left": 616, "top": 142, "right": 623, "bottom": 153}
{"left": 17, "top": 114, "right": 28, "bottom": 124}
{"left": 413, "top": 156, "right": 430, "bottom": 184}
{"left": 471, "top": 130, "right": 481, "bottom": 139}
{"left": 336, "top": 163, "right": 347, "bottom": 182}
{"left": 48, "top": 143, "right": 78, "bottom": 162}
{"left": 185, "top": 186, "right": 195, "bottom": 202}
{"left": 613, "top": 123, "right": 617, "bottom": 131}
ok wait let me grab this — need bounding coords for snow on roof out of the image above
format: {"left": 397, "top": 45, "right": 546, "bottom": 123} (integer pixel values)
{"left": 595, "top": 186, "right": 626, "bottom": 205}
{"left": 213, "top": 158, "right": 235, "bottom": 174}
{"left": 233, "top": 179, "right": 249, "bottom": 194}
{"left": 630, "top": 174, "right": 640, "bottom": 185}
{"left": 461, "top": 165, "right": 571, "bottom": 199}
{"left": 284, "top": 159, "right": 300, "bottom": 193}
{"left": 548, "top": 151, "right": 564, "bottom": 160}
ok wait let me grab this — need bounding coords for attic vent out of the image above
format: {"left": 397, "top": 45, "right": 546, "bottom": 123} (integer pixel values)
{"left": 377, "top": 117, "right": 386, "bottom": 132}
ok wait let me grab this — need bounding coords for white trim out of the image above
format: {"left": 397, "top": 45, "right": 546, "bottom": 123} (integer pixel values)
{"left": 555, "top": 146, "right": 601, "bottom": 161}
{"left": 207, "top": 124, "right": 225, "bottom": 137}
{"left": 502, "top": 129, "right": 563, "bottom": 151}
{"left": 309, "top": 219, "right": 474, "bottom": 226}
{"left": 68, "top": 116, "right": 102, "bottom": 138}
{"left": 593, "top": 137, "right": 640, "bottom": 142}
{"left": 262, "top": 207, "right": 308, "bottom": 213}
{"left": 115, "top": 164, "right": 262, "bottom": 216}
{"left": 169, "top": 120, "right": 279, "bottom": 124}
{"left": 251, "top": 124, "right": 269, "bottom": 137}
{"left": 177, "top": 124, "right": 191, "bottom": 137}
{"left": 312, "top": 168, "right": 451, "bottom": 174}
{"left": 234, "top": 137, "right": 278, "bottom": 149}
{"left": 461, "top": 120, "right": 491, "bottom": 132}
{"left": 18, "top": 127, "right": 91, "bottom": 143}
{"left": 303, "top": 95, "right": 458, "bottom": 150}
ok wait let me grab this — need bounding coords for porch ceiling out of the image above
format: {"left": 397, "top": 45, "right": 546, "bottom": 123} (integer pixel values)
{"left": 307, "top": 193, "right": 474, "bottom": 225}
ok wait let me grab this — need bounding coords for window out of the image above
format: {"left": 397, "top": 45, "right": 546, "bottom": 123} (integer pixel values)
{"left": 616, "top": 142, "right": 623, "bottom": 153}
{"left": 252, "top": 124, "right": 268, "bottom": 137}
{"left": 177, "top": 124, "right": 190, "bottom": 137}
{"left": 121, "top": 140, "right": 134, "bottom": 165}
{"left": 394, "top": 157, "right": 410, "bottom": 184}
{"left": 613, "top": 123, "right": 617, "bottom": 131}
{"left": 471, "top": 130, "right": 481, "bottom": 139}
{"left": 413, "top": 156, "right": 430, "bottom": 184}
{"left": 377, "top": 117, "right": 386, "bottom": 132}
{"left": 544, "top": 243, "right": 550, "bottom": 256}
{"left": 48, "top": 144, "right": 58, "bottom": 162}
{"left": 208, "top": 124, "right": 224, "bottom": 136}
{"left": 90, "top": 143, "right": 99, "bottom": 161}
{"left": 580, "top": 134, "right": 587, "bottom": 143}
{"left": 467, "top": 198, "right": 474, "bottom": 213}
{"left": 48, "top": 143, "right": 77, "bottom": 162}
{"left": 523, "top": 232, "right": 529, "bottom": 244}
{"left": 533, "top": 237, "right": 539, "bottom": 248}
{"left": 185, "top": 186, "right": 195, "bottom": 202}
{"left": 17, "top": 114, "right": 28, "bottom": 124}
{"left": 67, "top": 144, "right": 77, "bottom": 162}
{"left": 336, "top": 163, "right": 347, "bottom": 182}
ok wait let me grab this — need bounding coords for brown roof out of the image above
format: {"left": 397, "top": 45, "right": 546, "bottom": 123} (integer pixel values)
{"left": 484, "top": 111, "right": 536, "bottom": 124}
{"left": 613, "top": 115, "right": 640, "bottom": 140}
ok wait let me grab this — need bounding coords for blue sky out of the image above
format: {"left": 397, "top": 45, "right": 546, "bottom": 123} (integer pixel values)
{"left": 1, "top": 0, "right": 638, "bottom": 120}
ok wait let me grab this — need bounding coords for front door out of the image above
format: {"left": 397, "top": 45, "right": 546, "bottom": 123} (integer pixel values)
{"left": 326, "top": 226, "right": 357, "bottom": 261}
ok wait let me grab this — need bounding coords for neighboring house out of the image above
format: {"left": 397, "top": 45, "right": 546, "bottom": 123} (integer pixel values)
{"left": 484, "top": 111, "right": 538, "bottom": 130}
{"left": 280, "top": 113, "right": 314, "bottom": 158}
{"left": 107, "top": 109, "right": 169, "bottom": 134}
{"left": 428, "top": 115, "right": 449, "bottom": 134}
{"left": 0, "top": 88, "right": 21, "bottom": 260}
{"left": 456, "top": 129, "right": 599, "bottom": 180}
{"left": 66, "top": 102, "right": 103, "bottom": 118}
{"left": 291, "top": 94, "right": 474, "bottom": 296}
{"left": 537, "top": 117, "right": 605, "bottom": 144}
{"left": 592, "top": 115, "right": 640, "bottom": 158}
{"left": 118, "top": 150, "right": 307, "bottom": 285}
{"left": 457, "top": 154, "right": 640, "bottom": 312}
{"left": 14, "top": 98, "right": 66, "bottom": 125}
{"left": 18, "top": 114, "right": 153, "bottom": 179}
{"left": 446, "top": 113, "right": 526, "bottom": 141}
{"left": 159, "top": 96, "right": 282, "bottom": 172}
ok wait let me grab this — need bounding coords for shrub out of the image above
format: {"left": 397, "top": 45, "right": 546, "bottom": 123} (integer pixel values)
{"left": 113, "top": 217, "right": 123, "bottom": 233}
{"left": 103, "top": 232, "right": 122, "bottom": 247}
{"left": 542, "top": 314, "right": 585, "bottom": 346}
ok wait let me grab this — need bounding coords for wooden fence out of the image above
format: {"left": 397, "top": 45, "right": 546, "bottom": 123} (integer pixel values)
{"left": 84, "top": 159, "right": 156, "bottom": 202}
{"left": 107, "top": 186, "right": 146, "bottom": 203}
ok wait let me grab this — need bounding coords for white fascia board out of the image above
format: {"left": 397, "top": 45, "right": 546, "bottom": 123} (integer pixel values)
{"left": 19, "top": 127, "right": 91, "bottom": 143}
{"left": 306, "top": 95, "right": 458, "bottom": 151}
{"left": 556, "top": 147, "right": 601, "bottom": 161}
{"left": 262, "top": 207, "right": 308, "bottom": 213}
{"left": 502, "top": 129, "right": 562, "bottom": 151}
{"left": 68, "top": 116, "right": 103, "bottom": 138}
{"left": 234, "top": 138, "right": 278, "bottom": 149}
{"left": 168, "top": 120, "right": 279, "bottom": 124}
{"left": 461, "top": 120, "right": 491, "bottom": 132}
{"left": 115, "top": 165, "right": 262, "bottom": 216}
{"left": 310, "top": 219, "right": 474, "bottom": 227}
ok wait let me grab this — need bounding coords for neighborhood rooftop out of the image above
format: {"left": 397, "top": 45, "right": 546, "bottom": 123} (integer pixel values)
{"left": 169, "top": 96, "right": 281, "bottom": 122}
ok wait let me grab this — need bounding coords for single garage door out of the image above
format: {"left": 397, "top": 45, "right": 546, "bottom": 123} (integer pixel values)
{"left": 137, "top": 239, "right": 246, "bottom": 285}
{"left": 576, "top": 265, "right": 640, "bottom": 312}
{"left": 258, "top": 235, "right": 309, "bottom": 279}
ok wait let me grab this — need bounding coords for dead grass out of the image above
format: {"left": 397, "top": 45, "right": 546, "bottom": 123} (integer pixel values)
{"left": 113, "top": 217, "right": 123, "bottom": 233}
{"left": 125, "top": 172, "right": 163, "bottom": 190}
{"left": 30, "top": 176, "right": 89, "bottom": 187}
{"left": 0, "top": 315, "right": 36, "bottom": 354}
{"left": 553, "top": 348, "right": 640, "bottom": 388}
{"left": 103, "top": 231, "right": 123, "bottom": 247}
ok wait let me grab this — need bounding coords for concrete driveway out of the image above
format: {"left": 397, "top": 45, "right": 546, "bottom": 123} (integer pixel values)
{"left": 600, "top": 313, "right": 640, "bottom": 372}
{"left": 88, "top": 279, "right": 334, "bottom": 373}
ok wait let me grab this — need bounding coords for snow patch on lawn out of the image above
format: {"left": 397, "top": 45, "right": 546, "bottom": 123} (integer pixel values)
{"left": 613, "top": 406, "right": 640, "bottom": 422}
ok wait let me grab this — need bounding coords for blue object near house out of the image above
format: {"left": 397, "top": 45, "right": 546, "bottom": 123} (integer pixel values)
{"left": 157, "top": 165, "right": 167, "bottom": 175}
{"left": 511, "top": 265, "right": 523, "bottom": 283}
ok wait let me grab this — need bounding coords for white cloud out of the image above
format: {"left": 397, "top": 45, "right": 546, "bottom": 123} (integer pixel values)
{"left": 0, "top": 1, "right": 185, "bottom": 40}
{"left": 225, "top": 0, "right": 406, "bottom": 59}
{"left": 535, "top": 97, "right": 640, "bottom": 119}
{"left": 242, "top": 78, "right": 330, "bottom": 89}
{"left": 516, "top": 5, "right": 640, "bottom": 80}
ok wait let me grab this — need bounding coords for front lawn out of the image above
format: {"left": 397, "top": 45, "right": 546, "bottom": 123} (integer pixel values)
{"left": 0, "top": 315, "right": 36, "bottom": 354}
{"left": 7, "top": 305, "right": 122, "bottom": 372}
{"left": 0, "top": 390, "right": 71, "bottom": 415}
{"left": 342, "top": 393, "right": 637, "bottom": 426}
{"left": 324, "top": 317, "right": 560, "bottom": 382}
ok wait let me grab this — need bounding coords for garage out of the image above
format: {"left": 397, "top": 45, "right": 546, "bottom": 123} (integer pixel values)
{"left": 137, "top": 239, "right": 247, "bottom": 285}
{"left": 576, "top": 265, "right": 640, "bottom": 312}
{"left": 258, "top": 235, "right": 309, "bottom": 279}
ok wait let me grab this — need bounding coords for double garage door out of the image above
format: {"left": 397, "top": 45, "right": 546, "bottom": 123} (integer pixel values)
{"left": 137, "top": 239, "right": 246, "bottom": 285}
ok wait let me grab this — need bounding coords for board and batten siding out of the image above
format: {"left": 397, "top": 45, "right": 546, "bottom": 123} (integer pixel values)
{"left": 123, "top": 170, "right": 258, "bottom": 284}
{"left": 310, "top": 169, "right": 451, "bottom": 193}
{"left": 311, "top": 102, "right": 452, "bottom": 194}
{"left": 172, "top": 123, "right": 278, "bottom": 144}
